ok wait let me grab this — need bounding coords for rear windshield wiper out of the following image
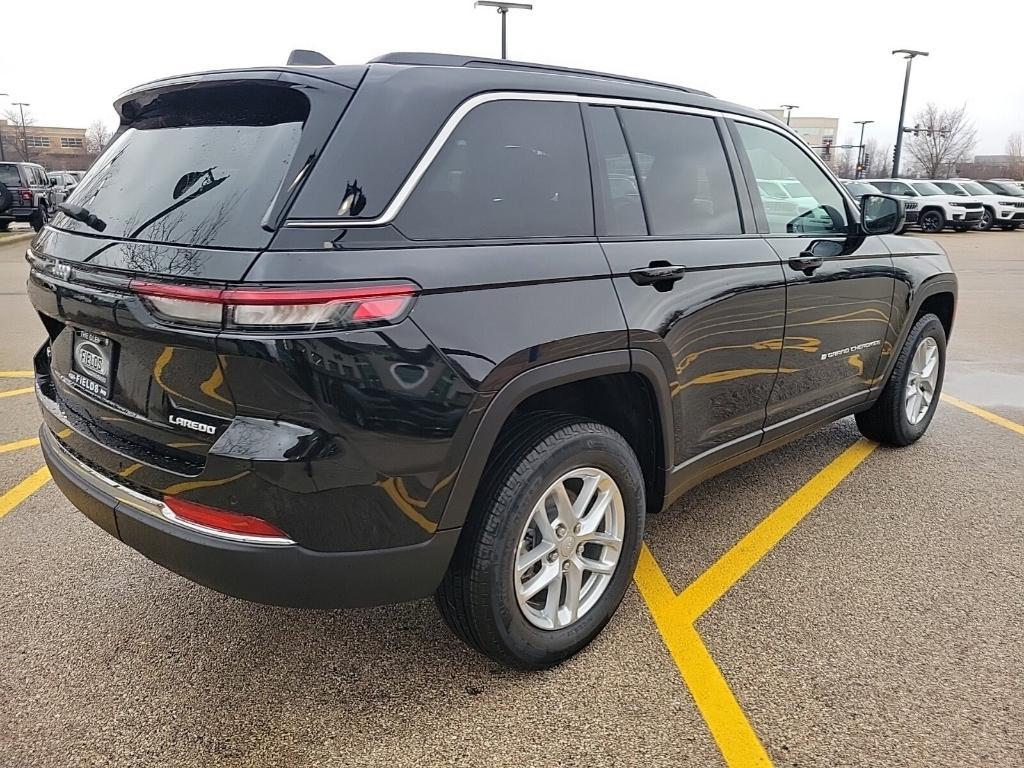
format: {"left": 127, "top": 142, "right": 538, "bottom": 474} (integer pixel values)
{"left": 57, "top": 203, "right": 107, "bottom": 233}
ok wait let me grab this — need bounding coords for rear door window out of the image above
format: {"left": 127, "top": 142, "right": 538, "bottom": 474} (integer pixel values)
{"left": 56, "top": 83, "right": 311, "bottom": 249}
{"left": 617, "top": 108, "right": 742, "bottom": 236}
{"left": 395, "top": 99, "right": 593, "bottom": 240}
{"left": 585, "top": 106, "right": 646, "bottom": 237}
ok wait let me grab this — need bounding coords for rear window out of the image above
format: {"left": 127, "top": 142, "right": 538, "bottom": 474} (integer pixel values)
{"left": 0, "top": 165, "right": 22, "bottom": 187}
{"left": 58, "top": 83, "right": 310, "bottom": 248}
{"left": 394, "top": 100, "right": 593, "bottom": 240}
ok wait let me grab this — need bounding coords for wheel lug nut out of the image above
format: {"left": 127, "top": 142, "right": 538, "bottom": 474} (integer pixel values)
{"left": 562, "top": 561, "right": 570, "bottom": 572}
{"left": 547, "top": 551, "right": 558, "bottom": 563}
{"left": 573, "top": 523, "right": 581, "bottom": 534}
{"left": 555, "top": 524, "right": 567, "bottom": 538}
{"left": 576, "top": 544, "right": 585, "bottom": 555}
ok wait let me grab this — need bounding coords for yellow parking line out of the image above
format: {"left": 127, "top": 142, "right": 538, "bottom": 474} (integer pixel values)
{"left": 0, "top": 437, "right": 40, "bottom": 455}
{"left": 634, "top": 438, "right": 877, "bottom": 767}
{"left": 0, "top": 371, "right": 33, "bottom": 378}
{"left": 0, "top": 387, "right": 34, "bottom": 399}
{"left": 0, "top": 466, "right": 51, "bottom": 519}
{"left": 942, "top": 393, "right": 1024, "bottom": 436}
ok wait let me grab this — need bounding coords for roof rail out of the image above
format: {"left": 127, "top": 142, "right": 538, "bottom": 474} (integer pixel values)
{"left": 287, "top": 49, "right": 335, "bottom": 66}
{"left": 369, "top": 52, "right": 710, "bottom": 96}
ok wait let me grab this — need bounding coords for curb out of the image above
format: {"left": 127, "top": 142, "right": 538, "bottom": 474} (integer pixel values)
{"left": 0, "top": 232, "right": 35, "bottom": 247}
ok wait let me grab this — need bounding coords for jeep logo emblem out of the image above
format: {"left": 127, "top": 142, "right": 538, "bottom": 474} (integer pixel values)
{"left": 75, "top": 341, "right": 107, "bottom": 378}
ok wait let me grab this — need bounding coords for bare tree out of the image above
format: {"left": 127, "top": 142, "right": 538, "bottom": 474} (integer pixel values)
{"left": 906, "top": 103, "right": 977, "bottom": 178}
{"left": 832, "top": 136, "right": 857, "bottom": 178}
{"left": 1008, "top": 131, "right": 1024, "bottom": 177}
{"left": 2, "top": 107, "right": 37, "bottom": 161}
{"left": 85, "top": 120, "right": 114, "bottom": 155}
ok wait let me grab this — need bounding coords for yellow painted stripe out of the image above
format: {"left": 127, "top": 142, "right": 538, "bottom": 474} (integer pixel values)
{"left": 0, "top": 387, "right": 33, "bottom": 399}
{"left": 0, "top": 371, "right": 33, "bottom": 378}
{"left": 635, "top": 545, "right": 772, "bottom": 767}
{"left": 677, "top": 439, "right": 877, "bottom": 622}
{"left": 942, "top": 393, "right": 1024, "bottom": 437}
{"left": 0, "top": 437, "right": 40, "bottom": 455}
{"left": 0, "top": 466, "right": 51, "bottom": 519}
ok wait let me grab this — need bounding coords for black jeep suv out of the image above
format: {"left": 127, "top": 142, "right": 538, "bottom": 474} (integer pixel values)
{"left": 28, "top": 52, "right": 956, "bottom": 669}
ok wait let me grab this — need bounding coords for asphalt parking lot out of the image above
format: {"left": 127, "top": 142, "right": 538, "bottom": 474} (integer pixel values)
{"left": 1, "top": 230, "right": 1021, "bottom": 767}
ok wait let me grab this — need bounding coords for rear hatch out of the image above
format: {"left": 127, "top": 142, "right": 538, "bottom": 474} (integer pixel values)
{"left": 29, "top": 74, "right": 353, "bottom": 481}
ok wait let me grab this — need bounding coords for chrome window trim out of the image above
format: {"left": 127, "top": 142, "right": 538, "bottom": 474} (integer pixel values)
{"left": 283, "top": 90, "right": 858, "bottom": 229}
{"left": 48, "top": 430, "right": 296, "bottom": 547}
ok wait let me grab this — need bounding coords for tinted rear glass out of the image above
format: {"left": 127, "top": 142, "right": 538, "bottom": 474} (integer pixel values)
{"left": 0, "top": 165, "right": 22, "bottom": 186}
{"left": 57, "top": 83, "right": 309, "bottom": 249}
{"left": 395, "top": 100, "right": 593, "bottom": 240}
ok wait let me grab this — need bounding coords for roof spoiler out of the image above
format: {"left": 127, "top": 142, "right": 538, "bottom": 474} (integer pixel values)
{"left": 287, "top": 49, "right": 334, "bottom": 66}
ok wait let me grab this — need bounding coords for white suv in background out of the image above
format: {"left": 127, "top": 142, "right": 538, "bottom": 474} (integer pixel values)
{"left": 842, "top": 180, "right": 919, "bottom": 233}
{"left": 933, "top": 179, "right": 1024, "bottom": 231}
{"left": 976, "top": 180, "right": 1024, "bottom": 230}
{"left": 865, "top": 179, "right": 984, "bottom": 233}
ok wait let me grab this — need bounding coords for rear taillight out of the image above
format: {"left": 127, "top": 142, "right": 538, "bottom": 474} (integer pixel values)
{"left": 163, "top": 496, "right": 292, "bottom": 542}
{"left": 130, "top": 281, "right": 417, "bottom": 332}
{"left": 19, "top": 189, "right": 32, "bottom": 204}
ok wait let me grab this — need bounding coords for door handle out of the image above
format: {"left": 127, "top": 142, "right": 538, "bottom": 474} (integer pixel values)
{"left": 629, "top": 264, "right": 686, "bottom": 287}
{"left": 787, "top": 255, "right": 824, "bottom": 275}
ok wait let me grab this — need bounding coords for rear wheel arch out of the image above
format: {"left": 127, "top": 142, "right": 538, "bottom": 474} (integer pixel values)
{"left": 437, "top": 351, "right": 671, "bottom": 532}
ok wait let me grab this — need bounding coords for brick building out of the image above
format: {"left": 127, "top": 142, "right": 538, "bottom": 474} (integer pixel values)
{"left": 0, "top": 119, "right": 91, "bottom": 171}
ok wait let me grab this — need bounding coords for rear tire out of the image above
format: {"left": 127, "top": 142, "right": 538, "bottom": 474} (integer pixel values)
{"left": 977, "top": 208, "right": 994, "bottom": 231}
{"left": 855, "top": 313, "right": 946, "bottom": 446}
{"left": 435, "top": 413, "right": 645, "bottom": 669}
{"left": 30, "top": 203, "right": 49, "bottom": 232}
{"left": 0, "top": 221, "right": 10, "bottom": 232}
{"left": 1000, "top": 223, "right": 1020, "bottom": 231}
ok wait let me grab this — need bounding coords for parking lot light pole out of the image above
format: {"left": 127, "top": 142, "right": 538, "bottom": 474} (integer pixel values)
{"left": 891, "top": 49, "right": 928, "bottom": 177}
{"left": 474, "top": 1, "right": 533, "bottom": 60}
{"left": 854, "top": 120, "right": 874, "bottom": 178}
{"left": 780, "top": 104, "right": 799, "bottom": 126}
{"left": 0, "top": 92, "right": 7, "bottom": 161}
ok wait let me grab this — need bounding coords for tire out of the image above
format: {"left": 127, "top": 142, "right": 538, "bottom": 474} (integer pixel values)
{"left": 30, "top": 203, "right": 49, "bottom": 232}
{"left": 435, "top": 412, "right": 645, "bottom": 669}
{"left": 977, "top": 208, "right": 994, "bottom": 231}
{"left": 855, "top": 313, "right": 946, "bottom": 446}
{"left": 1000, "top": 223, "right": 1020, "bottom": 231}
{"left": 0, "top": 183, "right": 12, "bottom": 215}
{"left": 918, "top": 208, "right": 945, "bottom": 233}
{"left": 0, "top": 220, "right": 10, "bottom": 232}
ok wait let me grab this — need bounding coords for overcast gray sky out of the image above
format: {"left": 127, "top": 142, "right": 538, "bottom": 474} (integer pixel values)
{"left": 3, "top": 0, "right": 1021, "bottom": 154}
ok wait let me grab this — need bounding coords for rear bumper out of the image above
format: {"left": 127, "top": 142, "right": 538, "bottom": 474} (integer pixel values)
{"left": 40, "top": 424, "right": 460, "bottom": 608}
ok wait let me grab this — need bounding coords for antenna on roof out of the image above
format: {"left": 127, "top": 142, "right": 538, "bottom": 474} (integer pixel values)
{"left": 287, "top": 49, "right": 334, "bottom": 66}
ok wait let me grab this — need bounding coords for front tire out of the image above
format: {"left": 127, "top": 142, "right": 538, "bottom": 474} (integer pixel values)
{"left": 977, "top": 208, "right": 994, "bottom": 231}
{"left": 919, "top": 209, "right": 945, "bottom": 233}
{"left": 435, "top": 414, "right": 645, "bottom": 669}
{"left": 855, "top": 313, "right": 946, "bottom": 446}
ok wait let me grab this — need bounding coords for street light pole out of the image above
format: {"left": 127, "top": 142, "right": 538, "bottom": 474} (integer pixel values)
{"left": 474, "top": 2, "right": 533, "bottom": 60}
{"left": 891, "top": 49, "right": 928, "bottom": 178}
{"left": 780, "top": 104, "right": 799, "bottom": 126}
{"left": 0, "top": 92, "right": 7, "bottom": 161}
{"left": 12, "top": 101, "right": 30, "bottom": 161}
{"left": 853, "top": 119, "right": 874, "bottom": 178}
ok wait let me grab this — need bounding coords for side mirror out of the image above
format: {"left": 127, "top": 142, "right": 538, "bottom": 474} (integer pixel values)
{"left": 49, "top": 178, "right": 59, "bottom": 187}
{"left": 861, "top": 194, "right": 904, "bottom": 235}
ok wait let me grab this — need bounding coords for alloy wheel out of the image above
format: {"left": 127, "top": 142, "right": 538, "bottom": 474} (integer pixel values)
{"left": 905, "top": 336, "right": 939, "bottom": 425}
{"left": 920, "top": 212, "right": 942, "bottom": 233}
{"left": 514, "top": 467, "right": 625, "bottom": 630}
{"left": 979, "top": 210, "right": 993, "bottom": 231}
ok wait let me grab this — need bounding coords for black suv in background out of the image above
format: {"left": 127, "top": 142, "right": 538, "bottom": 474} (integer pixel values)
{"left": 0, "top": 161, "right": 56, "bottom": 231}
{"left": 29, "top": 52, "right": 956, "bottom": 669}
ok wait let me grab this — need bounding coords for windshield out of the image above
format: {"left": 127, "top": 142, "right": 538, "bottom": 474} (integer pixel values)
{"left": 0, "top": 164, "right": 22, "bottom": 187}
{"left": 935, "top": 182, "right": 967, "bottom": 196}
{"left": 959, "top": 181, "right": 990, "bottom": 196}
{"left": 57, "top": 82, "right": 309, "bottom": 248}
{"left": 911, "top": 182, "right": 946, "bottom": 196}
{"left": 844, "top": 182, "right": 882, "bottom": 196}
{"left": 981, "top": 180, "right": 1024, "bottom": 197}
